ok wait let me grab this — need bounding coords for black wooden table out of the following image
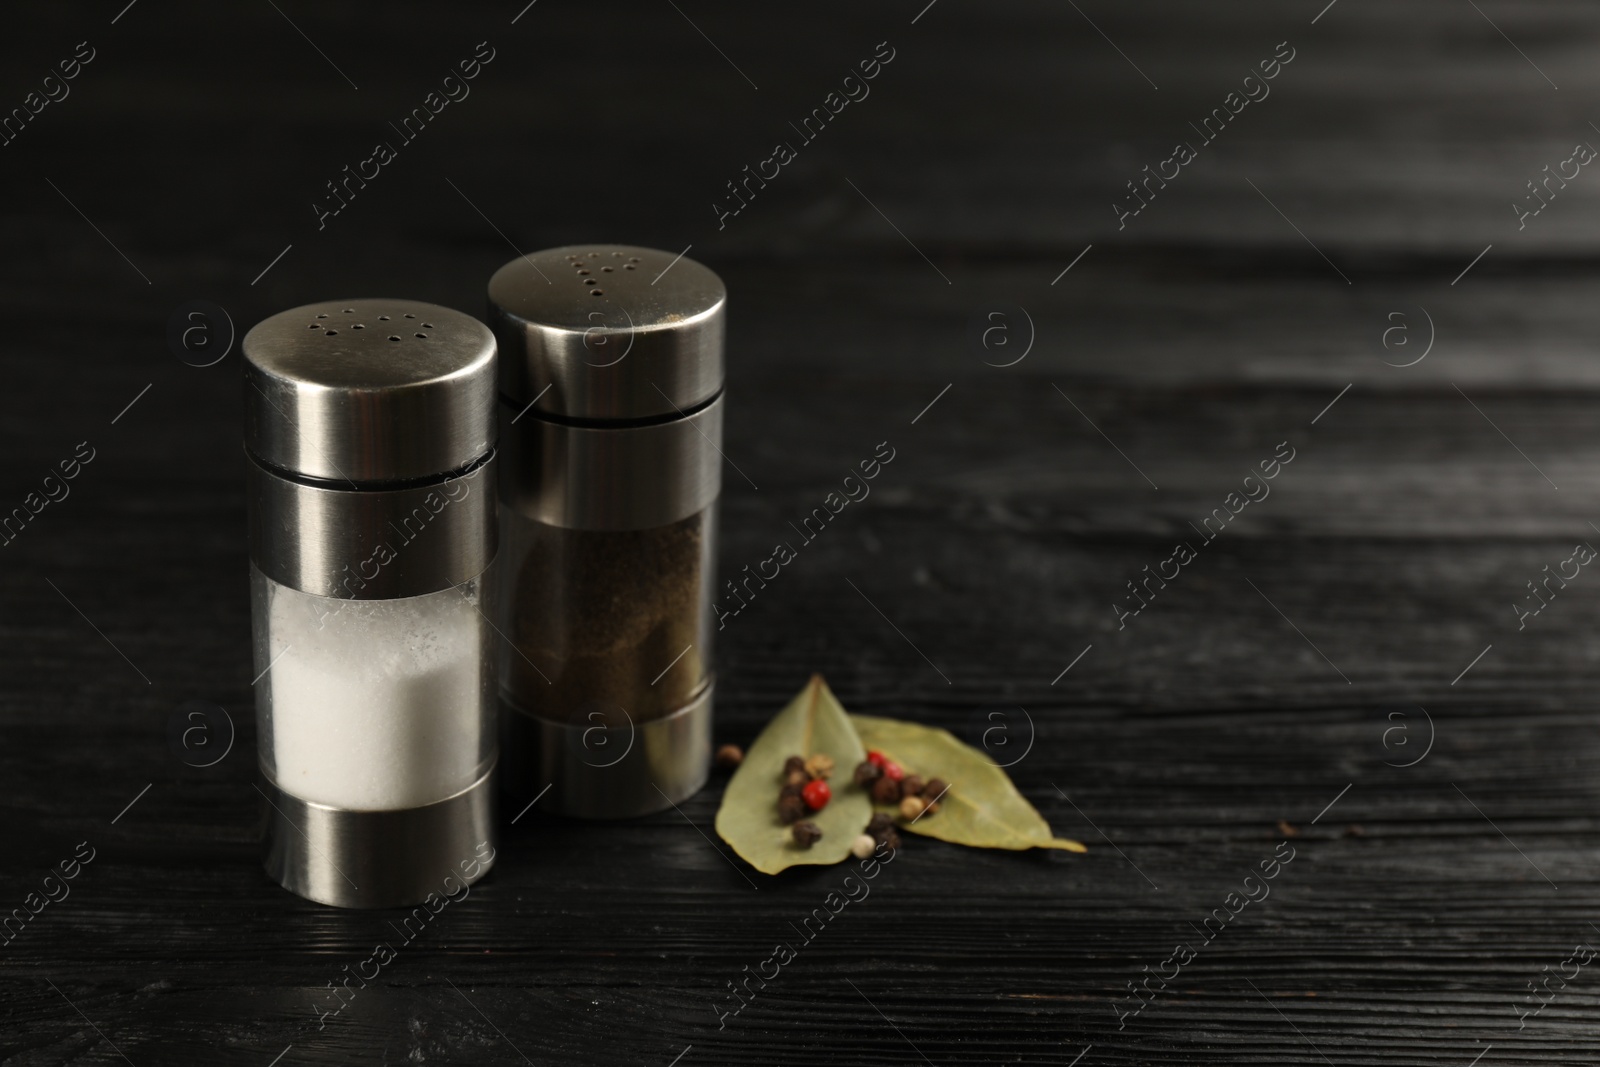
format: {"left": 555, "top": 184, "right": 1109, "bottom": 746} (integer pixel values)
{"left": 3, "top": 1, "right": 1596, "bottom": 1063}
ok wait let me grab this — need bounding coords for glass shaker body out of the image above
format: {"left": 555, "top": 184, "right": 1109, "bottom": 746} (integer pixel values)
{"left": 498, "top": 509, "right": 717, "bottom": 722}
{"left": 251, "top": 567, "right": 495, "bottom": 811}
{"left": 244, "top": 298, "right": 499, "bottom": 908}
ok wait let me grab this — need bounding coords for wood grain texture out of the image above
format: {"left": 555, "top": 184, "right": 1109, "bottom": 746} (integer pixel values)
{"left": 1, "top": 0, "right": 1598, "bottom": 1064}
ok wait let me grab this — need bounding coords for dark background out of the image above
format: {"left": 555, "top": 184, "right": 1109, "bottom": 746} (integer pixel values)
{"left": 2, "top": 1, "right": 1597, "bottom": 1063}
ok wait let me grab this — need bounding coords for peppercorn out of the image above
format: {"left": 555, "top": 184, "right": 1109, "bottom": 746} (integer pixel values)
{"left": 866, "top": 750, "right": 887, "bottom": 767}
{"left": 784, "top": 755, "right": 807, "bottom": 776}
{"left": 866, "top": 812, "right": 895, "bottom": 838}
{"left": 883, "top": 761, "right": 905, "bottom": 782}
{"left": 902, "top": 774, "right": 925, "bottom": 797}
{"left": 899, "top": 795, "right": 927, "bottom": 820}
{"left": 777, "top": 794, "right": 807, "bottom": 824}
{"left": 850, "top": 833, "right": 877, "bottom": 860}
{"left": 922, "top": 777, "right": 950, "bottom": 801}
{"left": 779, "top": 781, "right": 804, "bottom": 800}
{"left": 801, "top": 779, "right": 831, "bottom": 811}
{"left": 923, "top": 799, "right": 941, "bottom": 815}
{"left": 784, "top": 767, "right": 810, "bottom": 788}
{"left": 854, "top": 760, "right": 882, "bottom": 786}
{"left": 879, "top": 828, "right": 901, "bottom": 851}
{"left": 792, "top": 821, "right": 823, "bottom": 848}
{"left": 871, "top": 776, "right": 902, "bottom": 805}
{"left": 715, "top": 743, "right": 744, "bottom": 770}
{"left": 804, "top": 753, "right": 835, "bottom": 780}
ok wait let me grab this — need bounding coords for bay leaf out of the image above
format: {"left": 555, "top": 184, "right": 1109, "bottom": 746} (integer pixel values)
{"left": 715, "top": 675, "right": 872, "bottom": 874}
{"left": 851, "top": 715, "right": 1086, "bottom": 853}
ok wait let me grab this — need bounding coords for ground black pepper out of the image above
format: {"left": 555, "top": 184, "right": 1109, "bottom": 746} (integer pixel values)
{"left": 504, "top": 512, "right": 709, "bottom": 721}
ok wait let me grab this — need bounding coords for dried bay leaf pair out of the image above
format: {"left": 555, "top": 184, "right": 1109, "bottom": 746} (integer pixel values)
{"left": 714, "top": 675, "right": 1085, "bottom": 874}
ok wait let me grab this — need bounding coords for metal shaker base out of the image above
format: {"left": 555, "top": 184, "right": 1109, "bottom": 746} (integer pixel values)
{"left": 260, "top": 768, "right": 496, "bottom": 909}
{"left": 501, "top": 682, "right": 713, "bottom": 819}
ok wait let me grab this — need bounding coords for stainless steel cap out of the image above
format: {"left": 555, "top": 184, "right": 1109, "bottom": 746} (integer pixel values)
{"left": 488, "top": 245, "right": 725, "bottom": 420}
{"left": 243, "top": 299, "right": 497, "bottom": 483}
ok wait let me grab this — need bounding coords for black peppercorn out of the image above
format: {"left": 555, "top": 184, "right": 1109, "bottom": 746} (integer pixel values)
{"left": 866, "top": 812, "right": 895, "bottom": 838}
{"left": 902, "top": 774, "right": 926, "bottom": 797}
{"left": 783, "top": 755, "right": 807, "bottom": 776}
{"left": 792, "top": 821, "right": 824, "bottom": 848}
{"left": 777, "top": 794, "right": 807, "bottom": 824}
{"left": 871, "top": 775, "right": 902, "bottom": 805}
{"left": 879, "top": 828, "right": 901, "bottom": 852}
{"left": 854, "top": 760, "right": 883, "bottom": 786}
{"left": 715, "top": 744, "right": 744, "bottom": 770}
{"left": 923, "top": 777, "right": 949, "bottom": 801}
{"left": 777, "top": 793, "right": 806, "bottom": 825}
{"left": 779, "top": 781, "right": 804, "bottom": 800}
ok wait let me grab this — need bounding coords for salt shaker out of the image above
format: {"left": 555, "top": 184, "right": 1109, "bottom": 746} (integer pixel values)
{"left": 244, "top": 300, "right": 499, "bottom": 908}
{"left": 488, "top": 245, "right": 724, "bottom": 818}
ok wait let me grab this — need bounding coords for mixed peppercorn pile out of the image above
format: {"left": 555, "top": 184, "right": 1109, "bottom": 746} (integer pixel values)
{"left": 757, "top": 748, "right": 952, "bottom": 852}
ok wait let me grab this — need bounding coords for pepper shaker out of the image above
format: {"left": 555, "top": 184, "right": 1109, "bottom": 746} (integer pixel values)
{"left": 488, "top": 245, "right": 724, "bottom": 818}
{"left": 244, "top": 300, "right": 499, "bottom": 908}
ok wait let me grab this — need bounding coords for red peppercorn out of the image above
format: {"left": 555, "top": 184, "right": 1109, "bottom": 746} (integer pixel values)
{"left": 866, "top": 750, "right": 887, "bottom": 768}
{"left": 801, "top": 779, "right": 831, "bottom": 811}
{"left": 883, "top": 761, "right": 905, "bottom": 782}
